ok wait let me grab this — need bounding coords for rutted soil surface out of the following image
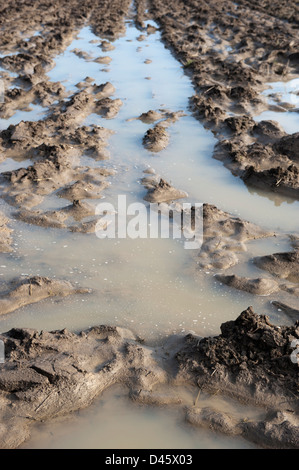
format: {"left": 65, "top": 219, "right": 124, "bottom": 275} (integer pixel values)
{"left": 0, "top": 308, "right": 298, "bottom": 449}
{"left": 145, "top": 0, "right": 299, "bottom": 197}
{"left": 0, "top": 0, "right": 298, "bottom": 449}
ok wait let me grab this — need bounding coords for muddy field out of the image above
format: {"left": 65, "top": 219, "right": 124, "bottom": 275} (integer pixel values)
{"left": 0, "top": 0, "right": 298, "bottom": 449}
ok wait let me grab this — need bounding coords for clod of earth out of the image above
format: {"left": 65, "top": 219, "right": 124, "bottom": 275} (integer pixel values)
{"left": 0, "top": 276, "right": 90, "bottom": 316}
{"left": 142, "top": 177, "right": 188, "bottom": 203}
{"left": 143, "top": 125, "right": 170, "bottom": 152}
{"left": 215, "top": 274, "right": 279, "bottom": 296}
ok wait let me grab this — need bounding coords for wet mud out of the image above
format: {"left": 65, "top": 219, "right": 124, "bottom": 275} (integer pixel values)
{"left": 0, "top": 0, "right": 298, "bottom": 450}
{"left": 0, "top": 308, "right": 298, "bottom": 449}
{"left": 147, "top": 0, "right": 299, "bottom": 197}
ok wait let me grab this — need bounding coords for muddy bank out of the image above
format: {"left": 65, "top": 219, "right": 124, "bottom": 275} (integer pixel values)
{"left": 0, "top": 308, "right": 297, "bottom": 449}
{"left": 145, "top": 0, "right": 299, "bottom": 198}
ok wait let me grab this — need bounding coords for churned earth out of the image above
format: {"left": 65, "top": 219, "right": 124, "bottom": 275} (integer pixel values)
{"left": 0, "top": 0, "right": 298, "bottom": 449}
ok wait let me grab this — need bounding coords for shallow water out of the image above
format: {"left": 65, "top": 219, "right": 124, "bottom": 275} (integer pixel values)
{"left": 0, "top": 13, "right": 298, "bottom": 449}
{"left": 256, "top": 77, "right": 299, "bottom": 134}
{"left": 0, "top": 18, "right": 296, "bottom": 340}
{"left": 21, "top": 385, "right": 258, "bottom": 449}
{"left": 0, "top": 103, "right": 46, "bottom": 130}
{"left": 48, "top": 22, "right": 299, "bottom": 232}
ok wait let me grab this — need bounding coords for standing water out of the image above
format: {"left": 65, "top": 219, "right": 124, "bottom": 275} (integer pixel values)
{"left": 0, "top": 12, "right": 297, "bottom": 449}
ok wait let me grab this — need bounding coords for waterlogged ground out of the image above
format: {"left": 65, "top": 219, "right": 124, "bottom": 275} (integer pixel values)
{"left": 0, "top": 18, "right": 297, "bottom": 339}
{"left": 22, "top": 385, "right": 258, "bottom": 449}
{"left": 0, "top": 0, "right": 298, "bottom": 450}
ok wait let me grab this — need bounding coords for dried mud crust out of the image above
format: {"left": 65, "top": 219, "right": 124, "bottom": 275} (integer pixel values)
{"left": 0, "top": 308, "right": 298, "bottom": 449}
{"left": 145, "top": 0, "right": 299, "bottom": 198}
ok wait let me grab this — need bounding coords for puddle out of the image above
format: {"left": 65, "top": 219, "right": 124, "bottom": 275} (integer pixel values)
{"left": 0, "top": 157, "right": 32, "bottom": 172}
{"left": 21, "top": 385, "right": 258, "bottom": 449}
{"left": 0, "top": 12, "right": 298, "bottom": 450}
{"left": 263, "top": 78, "right": 299, "bottom": 107}
{"left": 2, "top": 218, "right": 291, "bottom": 340}
{"left": 0, "top": 103, "right": 46, "bottom": 130}
{"left": 255, "top": 109, "right": 299, "bottom": 135}
{"left": 256, "top": 78, "right": 299, "bottom": 134}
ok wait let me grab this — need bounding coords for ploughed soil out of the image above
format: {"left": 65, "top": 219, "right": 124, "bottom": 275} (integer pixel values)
{"left": 0, "top": 0, "right": 298, "bottom": 449}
